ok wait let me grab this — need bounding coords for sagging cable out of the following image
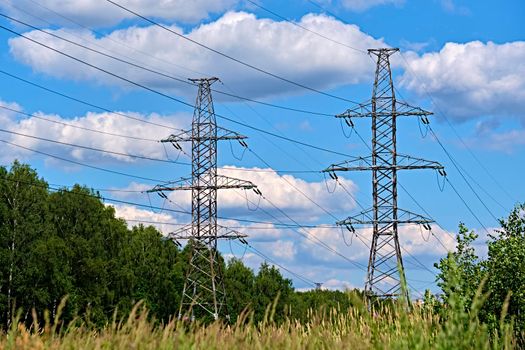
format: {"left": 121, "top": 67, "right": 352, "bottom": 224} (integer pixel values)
{"left": 323, "top": 172, "right": 337, "bottom": 194}
{"left": 244, "top": 188, "right": 261, "bottom": 212}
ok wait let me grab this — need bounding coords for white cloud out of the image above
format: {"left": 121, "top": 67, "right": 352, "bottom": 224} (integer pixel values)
{"left": 109, "top": 166, "right": 359, "bottom": 224}
{"left": 320, "top": 278, "right": 357, "bottom": 290}
{"left": 0, "top": 100, "right": 189, "bottom": 165}
{"left": 265, "top": 240, "right": 297, "bottom": 261}
{"left": 469, "top": 129, "right": 525, "bottom": 154}
{"left": 111, "top": 203, "right": 181, "bottom": 234}
{"left": 401, "top": 41, "right": 525, "bottom": 122}
{"left": 8, "top": 11, "right": 384, "bottom": 100}
{"left": 1, "top": 0, "right": 239, "bottom": 27}
{"left": 217, "top": 166, "right": 358, "bottom": 220}
{"left": 341, "top": 0, "right": 405, "bottom": 12}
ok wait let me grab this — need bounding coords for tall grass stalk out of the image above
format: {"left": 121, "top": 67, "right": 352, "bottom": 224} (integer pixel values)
{"left": 0, "top": 291, "right": 516, "bottom": 350}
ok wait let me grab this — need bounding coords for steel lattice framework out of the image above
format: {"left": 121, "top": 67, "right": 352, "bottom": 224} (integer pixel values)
{"left": 149, "top": 78, "right": 257, "bottom": 320}
{"left": 325, "top": 49, "right": 444, "bottom": 301}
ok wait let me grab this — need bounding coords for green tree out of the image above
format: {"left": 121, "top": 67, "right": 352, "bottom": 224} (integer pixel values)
{"left": 435, "top": 223, "right": 483, "bottom": 314}
{"left": 0, "top": 162, "right": 51, "bottom": 326}
{"left": 253, "top": 262, "right": 293, "bottom": 323}
{"left": 225, "top": 258, "right": 255, "bottom": 322}
{"left": 483, "top": 203, "right": 525, "bottom": 335}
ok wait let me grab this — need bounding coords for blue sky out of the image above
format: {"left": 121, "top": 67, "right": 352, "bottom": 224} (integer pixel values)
{"left": 0, "top": 0, "right": 523, "bottom": 296}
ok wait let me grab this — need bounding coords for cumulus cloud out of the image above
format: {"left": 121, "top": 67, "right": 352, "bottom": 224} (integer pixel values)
{"left": 8, "top": 11, "right": 384, "bottom": 100}
{"left": 341, "top": 0, "right": 405, "bottom": 12}
{"left": 217, "top": 166, "right": 357, "bottom": 219}
{"left": 111, "top": 203, "right": 181, "bottom": 234}
{"left": 468, "top": 129, "right": 525, "bottom": 154}
{"left": 0, "top": 100, "right": 189, "bottom": 166}
{"left": 401, "top": 41, "right": 525, "bottom": 122}
{"left": 1, "top": 0, "right": 239, "bottom": 27}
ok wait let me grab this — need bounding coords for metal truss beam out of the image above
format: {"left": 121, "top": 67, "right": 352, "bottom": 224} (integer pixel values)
{"left": 148, "top": 77, "right": 258, "bottom": 321}
{"left": 325, "top": 48, "right": 444, "bottom": 302}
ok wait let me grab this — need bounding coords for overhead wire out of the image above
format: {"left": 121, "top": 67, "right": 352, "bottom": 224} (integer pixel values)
{"left": 0, "top": 104, "right": 158, "bottom": 142}
{"left": 0, "top": 70, "right": 180, "bottom": 131}
{"left": 0, "top": 128, "right": 192, "bottom": 166}
{"left": 0, "top": 11, "right": 334, "bottom": 118}
{"left": 232, "top": 240, "right": 317, "bottom": 287}
{"left": 104, "top": 0, "right": 362, "bottom": 105}
{"left": 245, "top": 0, "right": 366, "bottom": 54}
{"left": 0, "top": 138, "right": 170, "bottom": 183}
{"left": 0, "top": 26, "right": 355, "bottom": 158}
{"left": 398, "top": 52, "right": 517, "bottom": 203}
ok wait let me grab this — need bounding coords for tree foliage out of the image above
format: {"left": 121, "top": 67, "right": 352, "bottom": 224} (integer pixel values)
{"left": 435, "top": 206, "right": 525, "bottom": 339}
{"left": 0, "top": 162, "right": 357, "bottom": 327}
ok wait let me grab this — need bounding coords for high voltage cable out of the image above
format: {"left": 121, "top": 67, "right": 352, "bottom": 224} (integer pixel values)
{"left": 0, "top": 70, "right": 180, "bottom": 131}
{"left": 1, "top": 12, "right": 333, "bottom": 118}
{"left": 0, "top": 28, "right": 352, "bottom": 158}
{"left": 392, "top": 86, "right": 501, "bottom": 224}
{"left": 304, "top": 0, "right": 501, "bottom": 233}
{"left": 0, "top": 83, "right": 320, "bottom": 174}
{"left": 428, "top": 126, "right": 499, "bottom": 224}
{"left": 245, "top": 0, "right": 366, "bottom": 54}
{"left": 398, "top": 52, "right": 516, "bottom": 203}
{"left": 0, "top": 138, "right": 171, "bottom": 183}
{"left": 0, "top": 174, "right": 339, "bottom": 228}
{"left": 306, "top": 0, "right": 351, "bottom": 24}
{"left": 445, "top": 177, "right": 491, "bottom": 235}
{"left": 14, "top": 0, "right": 210, "bottom": 77}
{"left": 124, "top": 218, "right": 339, "bottom": 230}
{"left": 0, "top": 105, "right": 158, "bottom": 142}
{"left": 0, "top": 128, "right": 191, "bottom": 165}
{"left": 233, "top": 240, "right": 318, "bottom": 287}
{"left": 104, "top": 0, "right": 361, "bottom": 105}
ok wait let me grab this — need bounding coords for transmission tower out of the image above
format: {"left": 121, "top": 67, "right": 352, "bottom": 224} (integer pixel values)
{"left": 149, "top": 77, "right": 258, "bottom": 320}
{"left": 324, "top": 49, "right": 444, "bottom": 301}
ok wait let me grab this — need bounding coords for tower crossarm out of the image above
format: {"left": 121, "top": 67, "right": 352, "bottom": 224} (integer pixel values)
{"left": 167, "top": 224, "right": 248, "bottom": 242}
{"left": 337, "top": 208, "right": 434, "bottom": 227}
{"left": 324, "top": 154, "right": 444, "bottom": 173}
{"left": 147, "top": 175, "right": 257, "bottom": 193}
{"left": 160, "top": 126, "right": 248, "bottom": 146}
{"left": 336, "top": 101, "right": 433, "bottom": 120}
{"left": 215, "top": 175, "right": 257, "bottom": 190}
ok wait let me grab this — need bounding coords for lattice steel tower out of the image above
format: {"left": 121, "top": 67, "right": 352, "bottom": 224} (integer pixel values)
{"left": 325, "top": 49, "right": 444, "bottom": 301}
{"left": 149, "top": 78, "right": 257, "bottom": 320}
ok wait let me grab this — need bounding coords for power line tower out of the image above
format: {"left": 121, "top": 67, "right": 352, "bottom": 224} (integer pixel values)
{"left": 148, "top": 77, "right": 257, "bottom": 320}
{"left": 325, "top": 48, "right": 444, "bottom": 301}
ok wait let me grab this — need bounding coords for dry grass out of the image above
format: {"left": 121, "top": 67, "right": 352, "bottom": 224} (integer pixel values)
{"left": 0, "top": 296, "right": 517, "bottom": 350}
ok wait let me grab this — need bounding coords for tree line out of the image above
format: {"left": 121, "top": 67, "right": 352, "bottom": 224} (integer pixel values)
{"left": 0, "top": 161, "right": 357, "bottom": 327}
{"left": 0, "top": 161, "right": 523, "bottom": 340}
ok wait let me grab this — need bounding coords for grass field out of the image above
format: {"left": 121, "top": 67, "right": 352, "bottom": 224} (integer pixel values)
{"left": 0, "top": 295, "right": 518, "bottom": 350}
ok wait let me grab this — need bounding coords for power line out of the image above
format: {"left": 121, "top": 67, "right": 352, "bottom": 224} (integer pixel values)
{"left": 245, "top": 0, "right": 366, "bottom": 54}
{"left": 445, "top": 177, "right": 491, "bottom": 235}
{"left": 428, "top": 126, "right": 499, "bottom": 223}
{"left": 233, "top": 240, "right": 317, "bottom": 287}
{"left": 306, "top": 0, "right": 352, "bottom": 24}
{"left": 0, "top": 104, "right": 158, "bottom": 142}
{"left": 398, "top": 52, "right": 516, "bottom": 204}
{"left": 0, "top": 127, "right": 191, "bottom": 165}
{"left": 0, "top": 138, "right": 173, "bottom": 183}
{"left": 0, "top": 28, "right": 352, "bottom": 158}
{"left": 124, "top": 218, "right": 339, "bottom": 230}
{"left": 1, "top": 11, "right": 334, "bottom": 118}
{"left": 0, "top": 70, "right": 179, "bottom": 131}
{"left": 104, "top": 0, "right": 361, "bottom": 105}
{"left": 0, "top": 90, "right": 321, "bottom": 175}
{"left": 0, "top": 173, "right": 345, "bottom": 228}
